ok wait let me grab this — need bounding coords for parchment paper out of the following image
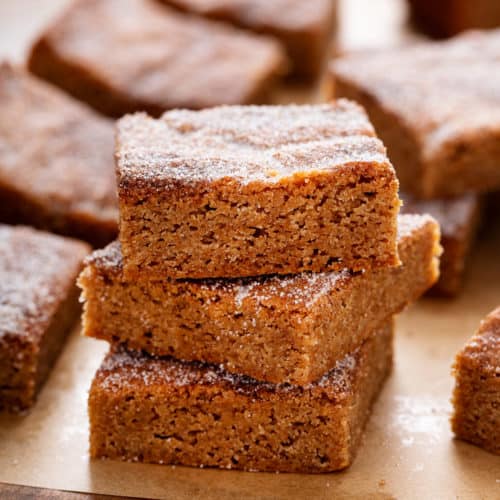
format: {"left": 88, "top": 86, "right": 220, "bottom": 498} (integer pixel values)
{"left": 0, "top": 0, "right": 499, "bottom": 498}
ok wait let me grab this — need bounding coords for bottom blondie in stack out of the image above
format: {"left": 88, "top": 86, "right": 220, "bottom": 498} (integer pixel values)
{"left": 79, "top": 214, "right": 440, "bottom": 472}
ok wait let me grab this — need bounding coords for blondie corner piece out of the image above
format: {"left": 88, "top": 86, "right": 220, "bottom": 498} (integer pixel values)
{"left": 28, "top": 0, "right": 286, "bottom": 118}
{"left": 451, "top": 307, "right": 500, "bottom": 455}
{"left": 401, "top": 192, "right": 481, "bottom": 296}
{"left": 331, "top": 30, "right": 500, "bottom": 198}
{"left": 116, "top": 101, "right": 400, "bottom": 280}
{"left": 89, "top": 322, "right": 393, "bottom": 473}
{"left": 0, "top": 63, "right": 117, "bottom": 247}
{"left": 159, "top": 0, "right": 337, "bottom": 78}
{"left": 79, "top": 213, "right": 438, "bottom": 385}
{"left": 0, "top": 225, "right": 90, "bottom": 413}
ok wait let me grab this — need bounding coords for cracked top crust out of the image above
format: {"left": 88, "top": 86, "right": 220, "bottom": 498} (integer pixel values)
{"left": 116, "top": 100, "right": 393, "bottom": 188}
{"left": 332, "top": 30, "right": 500, "bottom": 158}
{"left": 0, "top": 225, "right": 90, "bottom": 341}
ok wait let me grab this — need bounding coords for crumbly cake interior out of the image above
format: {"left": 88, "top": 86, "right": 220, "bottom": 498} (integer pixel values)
{"left": 117, "top": 101, "right": 400, "bottom": 279}
{"left": 452, "top": 307, "right": 500, "bottom": 455}
{"left": 79, "top": 214, "right": 439, "bottom": 384}
{"left": 88, "top": 323, "right": 393, "bottom": 472}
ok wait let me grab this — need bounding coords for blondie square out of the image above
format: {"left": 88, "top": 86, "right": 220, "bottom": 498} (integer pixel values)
{"left": 89, "top": 322, "right": 393, "bottom": 472}
{"left": 451, "top": 307, "right": 500, "bottom": 455}
{"left": 0, "top": 63, "right": 117, "bottom": 247}
{"left": 408, "top": 0, "right": 500, "bottom": 38}
{"left": 160, "top": 0, "right": 337, "bottom": 78}
{"left": 331, "top": 30, "right": 500, "bottom": 198}
{"left": 116, "top": 101, "right": 400, "bottom": 280}
{"left": 28, "top": 0, "right": 286, "bottom": 118}
{"left": 401, "top": 192, "right": 481, "bottom": 296}
{"left": 0, "top": 225, "right": 90, "bottom": 413}
{"left": 79, "top": 214, "right": 438, "bottom": 385}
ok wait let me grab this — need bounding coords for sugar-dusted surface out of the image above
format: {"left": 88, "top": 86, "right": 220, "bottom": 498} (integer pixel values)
{"left": 98, "top": 340, "right": 359, "bottom": 396}
{"left": 452, "top": 306, "right": 500, "bottom": 454}
{"left": 401, "top": 192, "right": 481, "bottom": 296}
{"left": 28, "top": 0, "right": 286, "bottom": 116}
{"left": 0, "top": 225, "right": 89, "bottom": 340}
{"left": 0, "top": 63, "right": 117, "bottom": 246}
{"left": 88, "top": 324, "right": 393, "bottom": 472}
{"left": 160, "top": 0, "right": 336, "bottom": 77}
{"left": 117, "top": 100, "right": 388, "bottom": 187}
{"left": 331, "top": 30, "right": 500, "bottom": 197}
{"left": 80, "top": 214, "right": 438, "bottom": 384}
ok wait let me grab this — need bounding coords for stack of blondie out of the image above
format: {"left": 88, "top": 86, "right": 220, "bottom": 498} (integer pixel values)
{"left": 79, "top": 101, "right": 441, "bottom": 472}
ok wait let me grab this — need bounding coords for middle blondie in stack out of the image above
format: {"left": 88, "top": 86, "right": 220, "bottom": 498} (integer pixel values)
{"left": 79, "top": 101, "right": 441, "bottom": 472}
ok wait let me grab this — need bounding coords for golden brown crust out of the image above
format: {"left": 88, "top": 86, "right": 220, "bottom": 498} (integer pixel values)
{"left": 159, "top": 0, "right": 337, "bottom": 78}
{"left": 79, "top": 214, "right": 439, "bottom": 385}
{"left": 451, "top": 307, "right": 500, "bottom": 455}
{"left": 88, "top": 322, "right": 393, "bottom": 472}
{"left": 28, "top": 0, "right": 286, "bottom": 118}
{"left": 116, "top": 101, "right": 400, "bottom": 279}
{"left": 0, "top": 225, "right": 90, "bottom": 413}
{"left": 331, "top": 30, "right": 500, "bottom": 198}
{"left": 401, "top": 192, "right": 482, "bottom": 296}
{"left": 0, "top": 63, "right": 117, "bottom": 247}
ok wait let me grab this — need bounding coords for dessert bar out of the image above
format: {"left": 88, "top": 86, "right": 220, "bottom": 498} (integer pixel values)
{"left": 89, "top": 322, "right": 393, "bottom": 472}
{"left": 408, "top": 0, "right": 500, "bottom": 38}
{"left": 451, "top": 307, "right": 500, "bottom": 455}
{"left": 401, "top": 192, "right": 481, "bottom": 296}
{"left": 0, "top": 225, "right": 90, "bottom": 413}
{"left": 28, "top": 0, "right": 286, "bottom": 118}
{"left": 331, "top": 30, "right": 500, "bottom": 198}
{"left": 0, "top": 63, "right": 117, "bottom": 247}
{"left": 116, "top": 101, "right": 400, "bottom": 279}
{"left": 160, "top": 0, "right": 337, "bottom": 78}
{"left": 79, "top": 214, "right": 439, "bottom": 385}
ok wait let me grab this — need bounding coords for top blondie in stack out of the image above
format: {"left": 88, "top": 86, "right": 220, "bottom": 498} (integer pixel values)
{"left": 79, "top": 101, "right": 440, "bottom": 472}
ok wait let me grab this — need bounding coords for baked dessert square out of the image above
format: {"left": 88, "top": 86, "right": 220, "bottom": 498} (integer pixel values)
{"left": 28, "top": 0, "right": 286, "bottom": 118}
{"left": 159, "top": 0, "right": 337, "bottom": 78}
{"left": 408, "top": 0, "right": 500, "bottom": 38}
{"left": 0, "top": 225, "right": 90, "bottom": 413}
{"left": 116, "top": 100, "right": 400, "bottom": 280}
{"left": 79, "top": 214, "right": 439, "bottom": 385}
{"left": 331, "top": 30, "right": 500, "bottom": 198}
{"left": 401, "top": 192, "right": 481, "bottom": 296}
{"left": 451, "top": 307, "right": 500, "bottom": 455}
{"left": 89, "top": 321, "right": 393, "bottom": 472}
{"left": 0, "top": 63, "right": 117, "bottom": 247}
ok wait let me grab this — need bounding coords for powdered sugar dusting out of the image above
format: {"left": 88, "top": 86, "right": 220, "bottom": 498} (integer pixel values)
{"left": 96, "top": 339, "right": 367, "bottom": 396}
{"left": 397, "top": 213, "right": 436, "bottom": 240}
{"left": 116, "top": 101, "right": 390, "bottom": 187}
{"left": 0, "top": 225, "right": 89, "bottom": 339}
{"left": 332, "top": 30, "right": 500, "bottom": 155}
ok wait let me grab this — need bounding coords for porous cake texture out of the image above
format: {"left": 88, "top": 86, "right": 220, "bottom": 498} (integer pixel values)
{"left": 116, "top": 100, "right": 400, "bottom": 279}
{"left": 0, "top": 225, "right": 90, "bottom": 412}
{"left": 79, "top": 214, "right": 439, "bottom": 385}
{"left": 89, "top": 322, "right": 393, "bottom": 472}
{"left": 28, "top": 0, "right": 286, "bottom": 117}
{"left": 331, "top": 30, "right": 500, "bottom": 198}
{"left": 452, "top": 307, "right": 500, "bottom": 455}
